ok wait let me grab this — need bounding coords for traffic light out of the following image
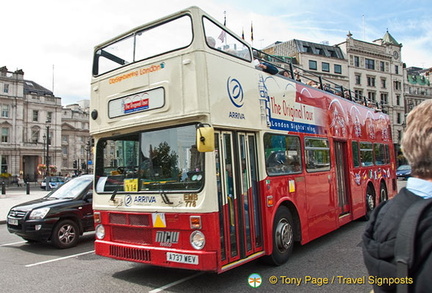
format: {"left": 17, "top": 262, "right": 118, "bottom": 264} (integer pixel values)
{"left": 73, "top": 160, "right": 77, "bottom": 169}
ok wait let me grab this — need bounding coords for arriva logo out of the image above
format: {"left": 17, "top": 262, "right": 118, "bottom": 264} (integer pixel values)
{"left": 124, "top": 194, "right": 132, "bottom": 207}
{"left": 227, "top": 77, "right": 244, "bottom": 108}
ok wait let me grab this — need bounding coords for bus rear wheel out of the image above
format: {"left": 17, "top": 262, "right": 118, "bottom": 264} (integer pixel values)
{"left": 266, "top": 206, "right": 294, "bottom": 265}
{"left": 379, "top": 183, "right": 388, "bottom": 203}
{"left": 363, "top": 185, "right": 375, "bottom": 221}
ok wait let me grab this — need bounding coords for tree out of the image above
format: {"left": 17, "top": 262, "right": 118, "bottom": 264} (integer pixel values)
{"left": 150, "top": 142, "right": 178, "bottom": 179}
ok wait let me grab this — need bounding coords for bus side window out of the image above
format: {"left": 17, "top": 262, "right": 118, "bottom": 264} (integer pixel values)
{"left": 352, "top": 141, "right": 360, "bottom": 167}
{"left": 264, "top": 133, "right": 302, "bottom": 176}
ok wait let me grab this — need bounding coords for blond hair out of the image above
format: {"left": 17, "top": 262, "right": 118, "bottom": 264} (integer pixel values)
{"left": 401, "top": 99, "right": 432, "bottom": 179}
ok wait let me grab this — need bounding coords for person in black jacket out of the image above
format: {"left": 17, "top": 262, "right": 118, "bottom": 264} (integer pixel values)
{"left": 362, "top": 99, "right": 432, "bottom": 292}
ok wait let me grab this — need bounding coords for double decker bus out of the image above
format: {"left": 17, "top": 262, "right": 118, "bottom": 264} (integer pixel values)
{"left": 90, "top": 6, "right": 397, "bottom": 273}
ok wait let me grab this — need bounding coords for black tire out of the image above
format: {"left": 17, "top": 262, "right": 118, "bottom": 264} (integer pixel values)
{"left": 51, "top": 219, "right": 80, "bottom": 249}
{"left": 363, "top": 185, "right": 375, "bottom": 221}
{"left": 265, "top": 206, "right": 294, "bottom": 265}
{"left": 379, "top": 183, "right": 388, "bottom": 203}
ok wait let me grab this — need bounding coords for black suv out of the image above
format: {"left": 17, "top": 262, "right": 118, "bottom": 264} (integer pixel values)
{"left": 7, "top": 175, "right": 94, "bottom": 248}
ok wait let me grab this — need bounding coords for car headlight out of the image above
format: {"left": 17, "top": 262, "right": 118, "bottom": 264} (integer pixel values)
{"left": 190, "top": 230, "right": 205, "bottom": 250}
{"left": 29, "top": 207, "right": 50, "bottom": 220}
{"left": 95, "top": 224, "right": 105, "bottom": 240}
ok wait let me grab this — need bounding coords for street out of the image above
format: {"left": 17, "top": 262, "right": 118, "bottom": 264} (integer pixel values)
{"left": 0, "top": 181, "right": 406, "bottom": 293}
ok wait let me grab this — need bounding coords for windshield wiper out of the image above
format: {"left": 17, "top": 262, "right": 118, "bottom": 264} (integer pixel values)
{"left": 160, "top": 191, "right": 173, "bottom": 205}
{"left": 110, "top": 188, "right": 118, "bottom": 202}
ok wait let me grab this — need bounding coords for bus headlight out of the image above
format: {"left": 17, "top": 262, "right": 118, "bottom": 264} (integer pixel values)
{"left": 190, "top": 230, "right": 205, "bottom": 250}
{"left": 95, "top": 224, "right": 105, "bottom": 240}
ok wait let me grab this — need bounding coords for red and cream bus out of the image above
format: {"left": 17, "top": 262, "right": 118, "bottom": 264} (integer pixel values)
{"left": 90, "top": 6, "right": 397, "bottom": 273}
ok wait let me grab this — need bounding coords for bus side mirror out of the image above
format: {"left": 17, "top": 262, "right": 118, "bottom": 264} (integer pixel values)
{"left": 196, "top": 124, "right": 214, "bottom": 152}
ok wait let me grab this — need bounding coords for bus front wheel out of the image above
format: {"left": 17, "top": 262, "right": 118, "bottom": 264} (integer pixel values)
{"left": 266, "top": 206, "right": 294, "bottom": 265}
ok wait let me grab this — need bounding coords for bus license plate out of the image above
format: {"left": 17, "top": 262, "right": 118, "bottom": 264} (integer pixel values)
{"left": 8, "top": 218, "right": 18, "bottom": 226}
{"left": 166, "top": 252, "right": 198, "bottom": 265}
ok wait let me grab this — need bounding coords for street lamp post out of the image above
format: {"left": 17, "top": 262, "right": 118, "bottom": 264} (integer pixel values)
{"left": 45, "top": 125, "right": 50, "bottom": 191}
{"left": 43, "top": 134, "right": 46, "bottom": 166}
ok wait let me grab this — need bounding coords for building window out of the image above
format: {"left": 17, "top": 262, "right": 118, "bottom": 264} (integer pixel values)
{"left": 381, "top": 78, "right": 386, "bottom": 89}
{"left": 397, "top": 112, "right": 401, "bottom": 124}
{"left": 380, "top": 93, "right": 388, "bottom": 105}
{"left": 355, "top": 74, "right": 361, "bottom": 85}
{"left": 367, "top": 76, "right": 376, "bottom": 87}
{"left": 31, "top": 129, "right": 40, "bottom": 143}
{"left": 1, "top": 104, "right": 9, "bottom": 118}
{"left": 396, "top": 95, "right": 401, "bottom": 106}
{"left": 1, "top": 155, "right": 8, "bottom": 173}
{"left": 395, "top": 65, "right": 399, "bottom": 75}
{"left": 355, "top": 90, "right": 363, "bottom": 101}
{"left": 315, "top": 48, "right": 324, "bottom": 55}
{"left": 33, "top": 110, "right": 39, "bottom": 122}
{"left": 334, "top": 64, "right": 342, "bottom": 74}
{"left": 62, "top": 146, "right": 69, "bottom": 155}
{"left": 1, "top": 127, "right": 9, "bottom": 143}
{"left": 322, "top": 62, "right": 330, "bottom": 72}
{"left": 354, "top": 56, "right": 360, "bottom": 67}
{"left": 62, "top": 135, "right": 69, "bottom": 143}
{"left": 47, "top": 112, "right": 53, "bottom": 123}
{"left": 368, "top": 92, "right": 376, "bottom": 103}
{"left": 303, "top": 46, "right": 312, "bottom": 53}
{"left": 309, "top": 60, "right": 317, "bottom": 70}
{"left": 365, "top": 58, "right": 375, "bottom": 70}
{"left": 3, "top": 84, "right": 9, "bottom": 93}
{"left": 380, "top": 61, "right": 385, "bottom": 72}
{"left": 394, "top": 81, "right": 401, "bottom": 90}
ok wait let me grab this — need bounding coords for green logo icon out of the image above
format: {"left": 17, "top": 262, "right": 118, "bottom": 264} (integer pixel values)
{"left": 248, "top": 273, "right": 262, "bottom": 288}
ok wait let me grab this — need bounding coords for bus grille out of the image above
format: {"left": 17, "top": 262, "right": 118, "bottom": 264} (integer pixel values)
{"left": 109, "top": 213, "right": 150, "bottom": 226}
{"left": 109, "top": 245, "right": 151, "bottom": 262}
{"left": 112, "top": 226, "right": 152, "bottom": 245}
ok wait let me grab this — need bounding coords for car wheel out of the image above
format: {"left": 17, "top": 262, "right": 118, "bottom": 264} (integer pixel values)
{"left": 51, "top": 219, "right": 80, "bottom": 249}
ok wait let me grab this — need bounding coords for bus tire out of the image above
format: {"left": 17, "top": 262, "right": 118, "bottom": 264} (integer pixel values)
{"left": 379, "top": 182, "right": 388, "bottom": 203}
{"left": 265, "top": 206, "right": 294, "bottom": 265}
{"left": 363, "top": 185, "right": 375, "bottom": 221}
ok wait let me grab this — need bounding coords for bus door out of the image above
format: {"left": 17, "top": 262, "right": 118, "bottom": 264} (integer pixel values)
{"left": 215, "top": 131, "right": 262, "bottom": 265}
{"left": 334, "top": 141, "right": 351, "bottom": 220}
{"left": 237, "top": 133, "right": 262, "bottom": 257}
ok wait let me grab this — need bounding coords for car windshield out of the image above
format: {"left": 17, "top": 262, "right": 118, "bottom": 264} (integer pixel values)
{"left": 46, "top": 176, "right": 92, "bottom": 200}
{"left": 397, "top": 165, "right": 411, "bottom": 170}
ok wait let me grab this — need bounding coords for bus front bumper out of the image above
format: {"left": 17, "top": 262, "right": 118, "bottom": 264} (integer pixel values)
{"left": 95, "top": 240, "right": 218, "bottom": 272}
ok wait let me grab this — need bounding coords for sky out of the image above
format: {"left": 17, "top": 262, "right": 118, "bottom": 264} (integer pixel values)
{"left": 2, "top": 0, "right": 431, "bottom": 106}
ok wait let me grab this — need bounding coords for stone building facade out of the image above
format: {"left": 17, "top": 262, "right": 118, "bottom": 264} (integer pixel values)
{"left": 337, "top": 31, "right": 405, "bottom": 147}
{"left": 61, "top": 100, "right": 91, "bottom": 176}
{"left": 263, "top": 39, "right": 349, "bottom": 92}
{"left": 404, "top": 67, "right": 432, "bottom": 112}
{"left": 0, "top": 66, "right": 90, "bottom": 182}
